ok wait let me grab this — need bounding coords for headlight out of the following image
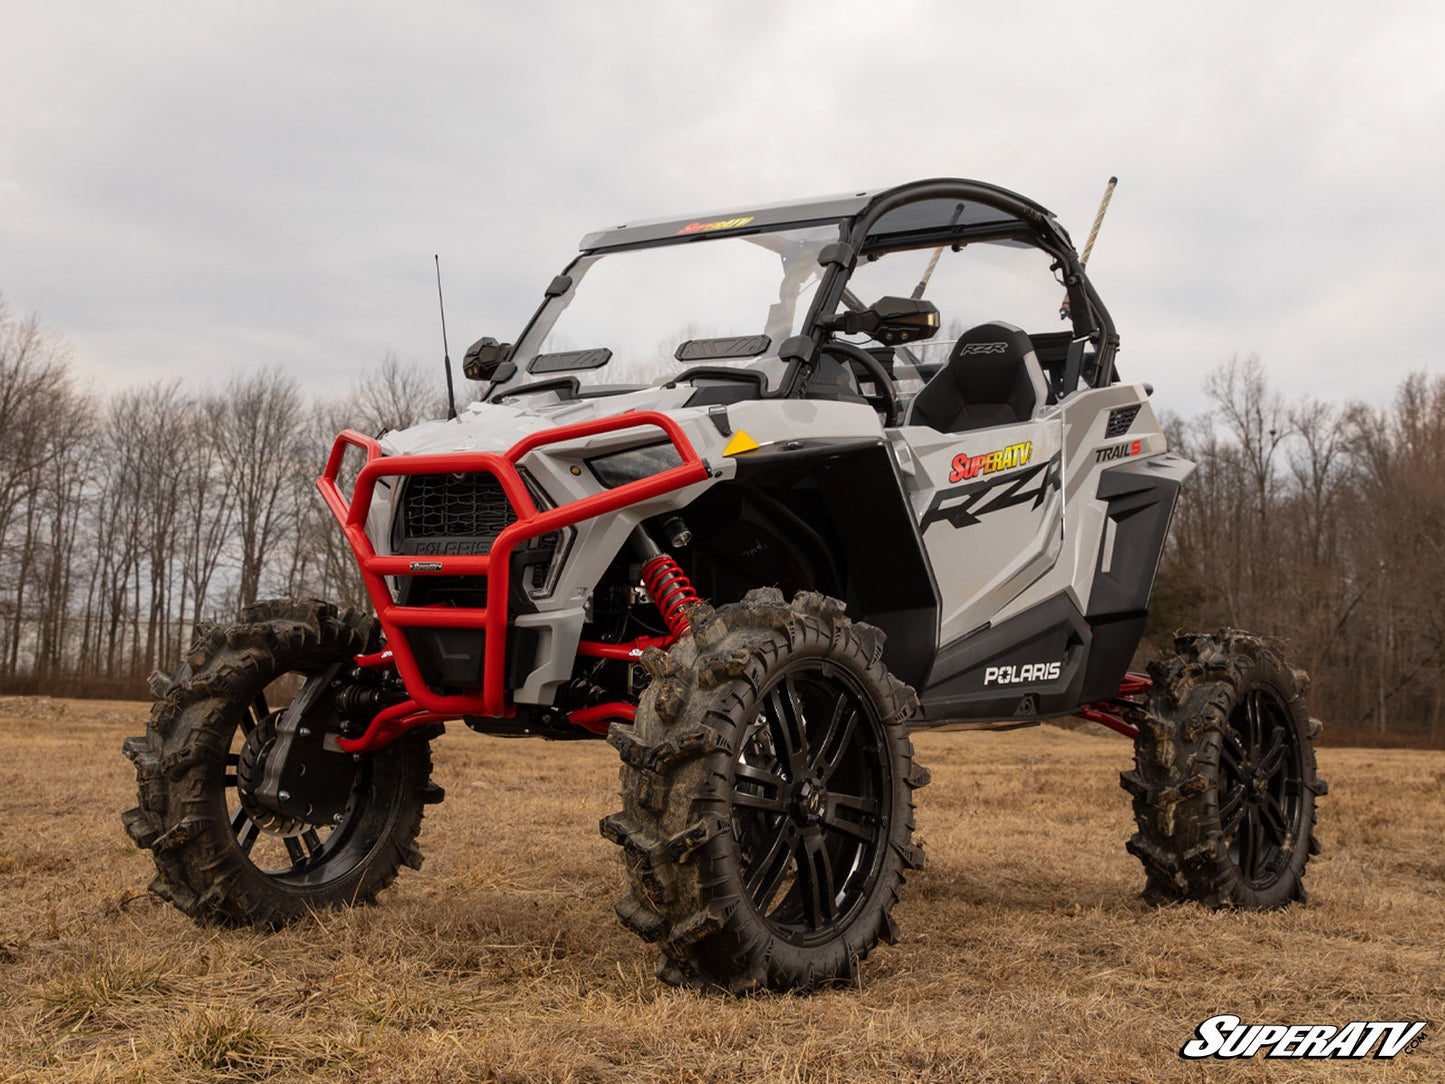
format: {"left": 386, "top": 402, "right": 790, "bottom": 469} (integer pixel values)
{"left": 586, "top": 442, "right": 683, "bottom": 488}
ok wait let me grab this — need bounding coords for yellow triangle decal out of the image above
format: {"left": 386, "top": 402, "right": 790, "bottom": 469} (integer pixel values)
{"left": 724, "top": 430, "right": 760, "bottom": 456}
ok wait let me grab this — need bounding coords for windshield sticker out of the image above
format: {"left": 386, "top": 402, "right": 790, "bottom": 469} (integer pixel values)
{"left": 948, "top": 440, "right": 1032, "bottom": 483}
{"left": 676, "top": 215, "right": 756, "bottom": 235}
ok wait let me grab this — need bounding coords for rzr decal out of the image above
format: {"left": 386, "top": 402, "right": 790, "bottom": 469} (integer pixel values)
{"left": 958, "top": 341, "right": 1010, "bottom": 356}
{"left": 676, "top": 216, "right": 756, "bottom": 235}
{"left": 920, "top": 454, "right": 1061, "bottom": 532}
{"left": 948, "top": 440, "right": 1032, "bottom": 483}
{"left": 1095, "top": 439, "right": 1142, "bottom": 463}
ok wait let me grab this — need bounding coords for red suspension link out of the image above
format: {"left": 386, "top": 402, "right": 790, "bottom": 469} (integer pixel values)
{"left": 641, "top": 553, "right": 701, "bottom": 639}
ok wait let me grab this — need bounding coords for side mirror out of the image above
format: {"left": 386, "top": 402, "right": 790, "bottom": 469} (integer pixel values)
{"left": 462, "top": 336, "right": 512, "bottom": 381}
{"left": 819, "top": 296, "right": 940, "bottom": 347}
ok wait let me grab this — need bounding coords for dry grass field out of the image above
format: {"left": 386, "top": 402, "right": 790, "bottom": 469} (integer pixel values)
{"left": 0, "top": 696, "right": 1441, "bottom": 1083}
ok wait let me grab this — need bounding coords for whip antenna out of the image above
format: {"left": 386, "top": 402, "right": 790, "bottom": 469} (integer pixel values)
{"left": 435, "top": 255, "right": 458, "bottom": 420}
{"left": 1061, "top": 176, "right": 1117, "bottom": 320}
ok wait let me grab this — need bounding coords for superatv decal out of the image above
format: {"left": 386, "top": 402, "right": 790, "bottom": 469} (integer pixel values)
{"left": 920, "top": 454, "right": 1061, "bottom": 532}
{"left": 676, "top": 216, "right": 756, "bottom": 235}
{"left": 1095, "top": 439, "right": 1141, "bottom": 463}
{"left": 984, "top": 661, "right": 1061, "bottom": 685}
{"left": 948, "top": 440, "right": 1032, "bottom": 483}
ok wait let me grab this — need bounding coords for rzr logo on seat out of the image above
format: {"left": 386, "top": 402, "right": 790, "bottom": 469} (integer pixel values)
{"left": 959, "top": 341, "right": 1009, "bottom": 355}
{"left": 984, "top": 661, "right": 1061, "bottom": 685}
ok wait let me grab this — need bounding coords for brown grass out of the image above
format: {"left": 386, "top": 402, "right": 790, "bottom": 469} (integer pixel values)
{"left": 0, "top": 696, "right": 1441, "bottom": 1083}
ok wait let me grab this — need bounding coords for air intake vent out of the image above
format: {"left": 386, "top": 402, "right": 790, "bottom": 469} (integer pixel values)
{"left": 1105, "top": 404, "right": 1141, "bottom": 439}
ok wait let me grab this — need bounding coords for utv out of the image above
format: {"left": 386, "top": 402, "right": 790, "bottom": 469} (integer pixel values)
{"left": 124, "top": 178, "right": 1326, "bottom": 993}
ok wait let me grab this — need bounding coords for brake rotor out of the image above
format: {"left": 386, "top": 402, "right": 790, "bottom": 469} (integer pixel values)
{"left": 236, "top": 716, "right": 306, "bottom": 837}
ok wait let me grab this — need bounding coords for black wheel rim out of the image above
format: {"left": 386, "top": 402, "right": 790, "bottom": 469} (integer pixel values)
{"left": 1218, "top": 687, "right": 1304, "bottom": 887}
{"left": 224, "top": 683, "right": 372, "bottom": 888}
{"left": 730, "top": 659, "right": 891, "bottom": 946}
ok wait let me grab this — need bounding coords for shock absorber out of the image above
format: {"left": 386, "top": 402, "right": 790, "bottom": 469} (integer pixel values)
{"left": 631, "top": 525, "right": 701, "bottom": 640}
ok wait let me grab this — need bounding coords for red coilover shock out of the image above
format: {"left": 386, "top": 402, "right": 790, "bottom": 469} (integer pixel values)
{"left": 641, "top": 553, "right": 701, "bottom": 639}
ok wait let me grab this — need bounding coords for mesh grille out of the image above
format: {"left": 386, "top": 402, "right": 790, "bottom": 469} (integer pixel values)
{"left": 1105, "top": 404, "right": 1141, "bottom": 439}
{"left": 401, "top": 473, "right": 516, "bottom": 545}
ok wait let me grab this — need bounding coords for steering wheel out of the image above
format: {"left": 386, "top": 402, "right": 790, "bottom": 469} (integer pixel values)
{"left": 821, "top": 340, "right": 901, "bottom": 428}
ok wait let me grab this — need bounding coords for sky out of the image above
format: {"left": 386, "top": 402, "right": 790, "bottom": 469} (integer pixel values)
{"left": 2, "top": 0, "right": 1442, "bottom": 421}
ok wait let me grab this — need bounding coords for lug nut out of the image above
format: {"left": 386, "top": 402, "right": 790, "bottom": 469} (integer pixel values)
{"left": 277, "top": 790, "right": 291, "bottom": 801}
{"left": 298, "top": 726, "right": 312, "bottom": 738}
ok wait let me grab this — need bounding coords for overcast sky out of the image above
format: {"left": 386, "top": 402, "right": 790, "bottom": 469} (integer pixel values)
{"left": 2, "top": 0, "right": 1441, "bottom": 420}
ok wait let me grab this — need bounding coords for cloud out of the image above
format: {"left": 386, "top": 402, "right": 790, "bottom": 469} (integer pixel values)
{"left": 0, "top": 0, "right": 1440, "bottom": 418}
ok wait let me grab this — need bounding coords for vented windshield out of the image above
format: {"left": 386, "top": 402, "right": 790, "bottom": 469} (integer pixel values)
{"left": 494, "top": 224, "right": 840, "bottom": 393}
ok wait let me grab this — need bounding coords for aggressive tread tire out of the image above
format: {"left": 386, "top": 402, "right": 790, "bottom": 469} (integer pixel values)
{"left": 1121, "top": 629, "right": 1327, "bottom": 909}
{"left": 601, "top": 588, "right": 928, "bottom": 993}
{"left": 122, "top": 598, "right": 434, "bottom": 926}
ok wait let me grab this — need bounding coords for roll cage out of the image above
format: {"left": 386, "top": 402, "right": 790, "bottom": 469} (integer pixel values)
{"left": 485, "top": 178, "right": 1119, "bottom": 405}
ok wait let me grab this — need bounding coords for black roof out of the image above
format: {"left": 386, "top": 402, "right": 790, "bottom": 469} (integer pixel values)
{"left": 577, "top": 178, "right": 1061, "bottom": 252}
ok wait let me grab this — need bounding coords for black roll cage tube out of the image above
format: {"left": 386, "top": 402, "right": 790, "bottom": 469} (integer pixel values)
{"left": 784, "top": 178, "right": 1119, "bottom": 400}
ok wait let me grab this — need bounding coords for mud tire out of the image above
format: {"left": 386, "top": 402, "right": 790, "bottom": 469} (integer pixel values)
{"left": 122, "top": 599, "right": 436, "bottom": 926}
{"left": 601, "top": 589, "right": 928, "bottom": 993}
{"left": 1121, "top": 630, "right": 1327, "bottom": 910}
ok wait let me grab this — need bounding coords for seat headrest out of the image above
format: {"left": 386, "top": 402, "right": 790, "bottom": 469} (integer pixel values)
{"left": 945, "top": 322, "right": 1037, "bottom": 399}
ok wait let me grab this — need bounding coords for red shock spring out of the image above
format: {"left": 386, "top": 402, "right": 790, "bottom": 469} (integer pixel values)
{"left": 641, "top": 553, "right": 701, "bottom": 639}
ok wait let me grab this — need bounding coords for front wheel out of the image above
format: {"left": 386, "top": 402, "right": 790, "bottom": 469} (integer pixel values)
{"left": 122, "top": 599, "right": 439, "bottom": 926}
{"left": 1122, "top": 630, "right": 1327, "bottom": 909}
{"left": 601, "top": 589, "right": 928, "bottom": 993}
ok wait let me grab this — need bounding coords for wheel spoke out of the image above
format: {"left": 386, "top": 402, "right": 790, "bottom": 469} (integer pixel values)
{"left": 744, "top": 822, "right": 796, "bottom": 911}
{"left": 230, "top": 807, "right": 247, "bottom": 834}
{"left": 734, "top": 761, "right": 786, "bottom": 793}
{"left": 284, "top": 835, "right": 306, "bottom": 865}
{"left": 814, "top": 700, "right": 859, "bottom": 783}
{"left": 226, "top": 752, "right": 240, "bottom": 768}
{"left": 224, "top": 773, "right": 239, "bottom": 788}
{"left": 732, "top": 789, "right": 788, "bottom": 814}
{"left": 1219, "top": 786, "right": 1247, "bottom": 837}
{"left": 766, "top": 676, "right": 811, "bottom": 778}
{"left": 245, "top": 693, "right": 269, "bottom": 735}
{"left": 1260, "top": 793, "right": 1290, "bottom": 842}
{"left": 1220, "top": 732, "right": 1245, "bottom": 772}
{"left": 820, "top": 804, "right": 875, "bottom": 843}
{"left": 796, "top": 829, "right": 837, "bottom": 928}
{"left": 301, "top": 829, "right": 323, "bottom": 855}
{"left": 1257, "top": 729, "right": 1288, "bottom": 781}
{"left": 1244, "top": 693, "right": 1263, "bottom": 762}
{"left": 237, "top": 819, "right": 260, "bottom": 856}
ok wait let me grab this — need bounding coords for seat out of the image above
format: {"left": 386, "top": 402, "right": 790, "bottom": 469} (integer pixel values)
{"left": 906, "top": 321, "right": 1047, "bottom": 433}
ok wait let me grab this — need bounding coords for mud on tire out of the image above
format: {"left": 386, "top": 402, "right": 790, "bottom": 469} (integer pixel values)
{"left": 122, "top": 599, "right": 437, "bottom": 926}
{"left": 1121, "top": 630, "right": 1327, "bottom": 910}
{"left": 601, "top": 588, "right": 929, "bottom": 993}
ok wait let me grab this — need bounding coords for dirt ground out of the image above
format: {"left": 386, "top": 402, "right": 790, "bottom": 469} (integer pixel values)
{"left": 0, "top": 695, "right": 1440, "bottom": 1083}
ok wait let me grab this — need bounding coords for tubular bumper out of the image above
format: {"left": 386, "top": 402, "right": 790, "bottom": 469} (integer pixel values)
{"left": 317, "top": 410, "right": 708, "bottom": 751}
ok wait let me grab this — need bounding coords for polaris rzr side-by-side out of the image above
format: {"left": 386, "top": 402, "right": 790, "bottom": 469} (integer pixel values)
{"left": 124, "top": 178, "right": 1326, "bottom": 993}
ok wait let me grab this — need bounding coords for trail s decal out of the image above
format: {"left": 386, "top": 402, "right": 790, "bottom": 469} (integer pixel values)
{"left": 949, "top": 440, "right": 1032, "bottom": 483}
{"left": 920, "top": 454, "right": 1060, "bottom": 532}
{"left": 1095, "top": 440, "right": 1141, "bottom": 463}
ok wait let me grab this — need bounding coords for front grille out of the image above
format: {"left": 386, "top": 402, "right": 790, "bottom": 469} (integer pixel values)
{"left": 394, "top": 472, "right": 567, "bottom": 598}
{"left": 401, "top": 473, "right": 516, "bottom": 545}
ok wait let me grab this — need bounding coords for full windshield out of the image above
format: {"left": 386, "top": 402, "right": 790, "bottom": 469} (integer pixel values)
{"left": 495, "top": 224, "right": 840, "bottom": 394}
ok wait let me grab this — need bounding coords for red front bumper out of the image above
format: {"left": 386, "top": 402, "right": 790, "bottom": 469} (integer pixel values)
{"left": 317, "top": 410, "right": 708, "bottom": 751}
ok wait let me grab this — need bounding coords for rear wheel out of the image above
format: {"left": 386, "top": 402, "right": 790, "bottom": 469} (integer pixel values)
{"left": 122, "top": 599, "right": 440, "bottom": 925}
{"left": 601, "top": 589, "right": 928, "bottom": 993}
{"left": 1122, "top": 630, "right": 1327, "bottom": 909}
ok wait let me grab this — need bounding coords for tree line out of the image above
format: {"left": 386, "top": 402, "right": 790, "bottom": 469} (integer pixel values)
{"left": 1, "top": 300, "right": 1440, "bottom": 744}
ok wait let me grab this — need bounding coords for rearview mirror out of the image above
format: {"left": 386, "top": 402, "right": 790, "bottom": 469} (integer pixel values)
{"left": 462, "top": 336, "right": 512, "bottom": 381}
{"left": 819, "top": 297, "right": 940, "bottom": 347}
